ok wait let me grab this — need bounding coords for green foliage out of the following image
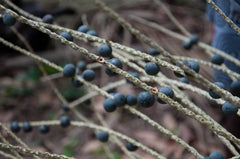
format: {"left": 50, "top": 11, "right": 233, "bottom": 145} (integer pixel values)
{"left": 63, "top": 137, "right": 79, "bottom": 157}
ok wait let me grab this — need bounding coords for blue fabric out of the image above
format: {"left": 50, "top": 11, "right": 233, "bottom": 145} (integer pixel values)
{"left": 206, "top": 0, "right": 240, "bottom": 88}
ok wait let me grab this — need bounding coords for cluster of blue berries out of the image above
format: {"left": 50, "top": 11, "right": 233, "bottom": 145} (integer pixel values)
{"left": 77, "top": 25, "right": 97, "bottom": 36}
{"left": 182, "top": 34, "right": 199, "bottom": 50}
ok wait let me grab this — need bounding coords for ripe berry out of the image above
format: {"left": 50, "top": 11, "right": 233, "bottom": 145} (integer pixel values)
{"left": 77, "top": 60, "right": 86, "bottom": 71}
{"left": 86, "top": 30, "right": 97, "bottom": 36}
{"left": 114, "top": 93, "right": 126, "bottom": 107}
{"left": 209, "top": 82, "right": 225, "bottom": 99}
{"left": 182, "top": 40, "right": 192, "bottom": 50}
{"left": 126, "top": 94, "right": 137, "bottom": 106}
{"left": 157, "top": 86, "right": 174, "bottom": 104}
{"left": 187, "top": 60, "right": 200, "bottom": 73}
{"left": 82, "top": 69, "right": 95, "bottom": 81}
{"left": 63, "top": 64, "right": 76, "bottom": 77}
{"left": 222, "top": 101, "right": 238, "bottom": 115}
{"left": 189, "top": 34, "right": 199, "bottom": 44}
{"left": 103, "top": 98, "right": 116, "bottom": 112}
{"left": 71, "top": 78, "right": 83, "bottom": 87}
{"left": 209, "top": 152, "right": 224, "bottom": 159}
{"left": 61, "top": 103, "right": 70, "bottom": 112}
{"left": 125, "top": 142, "right": 138, "bottom": 151}
{"left": 39, "top": 125, "right": 50, "bottom": 134}
{"left": 126, "top": 71, "right": 139, "bottom": 84}
{"left": 96, "top": 131, "right": 109, "bottom": 142}
{"left": 10, "top": 121, "right": 20, "bottom": 133}
{"left": 230, "top": 80, "right": 240, "bottom": 95}
{"left": 97, "top": 44, "right": 112, "bottom": 57}
{"left": 105, "top": 58, "right": 123, "bottom": 76}
{"left": 77, "top": 25, "right": 89, "bottom": 33}
{"left": 22, "top": 122, "right": 32, "bottom": 133}
{"left": 42, "top": 14, "right": 54, "bottom": 24}
{"left": 60, "top": 116, "right": 70, "bottom": 127}
{"left": 137, "top": 91, "right": 155, "bottom": 108}
{"left": 144, "top": 62, "right": 160, "bottom": 75}
{"left": 60, "top": 32, "right": 73, "bottom": 41}
{"left": 179, "top": 77, "right": 189, "bottom": 84}
{"left": 3, "top": 13, "right": 16, "bottom": 26}
{"left": 149, "top": 48, "right": 160, "bottom": 56}
{"left": 211, "top": 54, "right": 224, "bottom": 65}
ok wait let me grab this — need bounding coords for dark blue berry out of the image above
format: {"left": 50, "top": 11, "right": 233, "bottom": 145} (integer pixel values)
{"left": 157, "top": 86, "right": 174, "bottom": 104}
{"left": 209, "top": 152, "right": 224, "bottom": 159}
{"left": 61, "top": 103, "right": 70, "bottom": 112}
{"left": 82, "top": 69, "right": 95, "bottom": 81}
{"left": 77, "top": 25, "right": 89, "bottom": 33}
{"left": 3, "top": 13, "right": 16, "bottom": 26}
{"left": 126, "top": 142, "right": 138, "bottom": 151}
{"left": 137, "top": 91, "right": 155, "bottom": 108}
{"left": 187, "top": 60, "right": 200, "bottom": 73}
{"left": 182, "top": 40, "right": 192, "bottom": 50}
{"left": 149, "top": 48, "right": 160, "bottom": 56}
{"left": 39, "top": 125, "right": 50, "bottom": 134}
{"left": 71, "top": 78, "right": 83, "bottom": 87}
{"left": 209, "top": 82, "right": 225, "bottom": 99}
{"left": 10, "top": 122, "right": 20, "bottom": 133}
{"left": 113, "top": 93, "right": 126, "bottom": 107}
{"left": 86, "top": 30, "right": 97, "bottom": 36}
{"left": 179, "top": 77, "right": 189, "bottom": 84}
{"left": 22, "top": 122, "right": 32, "bottom": 133}
{"left": 60, "top": 32, "right": 73, "bottom": 41}
{"left": 97, "top": 44, "right": 112, "bottom": 57}
{"left": 105, "top": 58, "right": 123, "bottom": 76}
{"left": 230, "top": 80, "right": 240, "bottom": 94}
{"left": 126, "top": 71, "right": 139, "bottom": 84}
{"left": 103, "top": 98, "right": 116, "bottom": 112}
{"left": 42, "top": 14, "right": 54, "bottom": 24}
{"left": 144, "top": 62, "right": 160, "bottom": 75}
{"left": 189, "top": 34, "right": 199, "bottom": 44}
{"left": 96, "top": 131, "right": 109, "bottom": 142}
{"left": 60, "top": 116, "right": 70, "bottom": 127}
{"left": 222, "top": 101, "right": 238, "bottom": 115}
{"left": 77, "top": 60, "right": 86, "bottom": 71}
{"left": 211, "top": 54, "right": 224, "bottom": 65}
{"left": 63, "top": 64, "right": 76, "bottom": 77}
{"left": 126, "top": 94, "right": 137, "bottom": 106}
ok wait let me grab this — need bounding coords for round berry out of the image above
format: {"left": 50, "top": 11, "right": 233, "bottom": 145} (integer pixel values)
{"left": 189, "top": 34, "right": 199, "bottom": 44}
{"left": 61, "top": 103, "right": 70, "bottom": 112}
{"left": 82, "top": 69, "right": 95, "bottom": 81}
{"left": 126, "top": 94, "right": 137, "bottom": 106}
{"left": 60, "top": 116, "right": 70, "bottom": 127}
{"left": 60, "top": 32, "right": 73, "bottom": 41}
{"left": 77, "top": 60, "right": 86, "bottom": 71}
{"left": 149, "top": 48, "right": 160, "bottom": 56}
{"left": 230, "top": 80, "right": 240, "bottom": 94}
{"left": 126, "top": 142, "right": 138, "bottom": 151}
{"left": 209, "top": 152, "right": 224, "bottom": 159}
{"left": 63, "top": 64, "right": 76, "bottom": 77}
{"left": 71, "top": 78, "right": 83, "bottom": 87}
{"left": 179, "top": 77, "right": 189, "bottom": 84}
{"left": 42, "top": 14, "right": 54, "bottom": 24}
{"left": 22, "top": 122, "right": 32, "bottom": 133}
{"left": 137, "top": 91, "right": 155, "bottom": 108}
{"left": 96, "top": 131, "right": 109, "bottom": 142}
{"left": 209, "top": 82, "right": 225, "bottom": 99}
{"left": 144, "top": 62, "right": 160, "bottom": 75}
{"left": 187, "top": 60, "right": 200, "bottom": 73}
{"left": 211, "top": 54, "right": 224, "bottom": 65}
{"left": 3, "top": 13, "right": 16, "bottom": 26}
{"left": 114, "top": 93, "right": 126, "bottom": 107}
{"left": 126, "top": 71, "right": 139, "bottom": 84}
{"left": 77, "top": 25, "right": 89, "bottom": 33}
{"left": 222, "top": 101, "right": 238, "bottom": 115}
{"left": 157, "top": 86, "right": 174, "bottom": 104}
{"left": 97, "top": 44, "right": 112, "bottom": 57}
{"left": 39, "top": 125, "right": 50, "bottom": 134}
{"left": 105, "top": 58, "right": 123, "bottom": 76}
{"left": 182, "top": 40, "right": 192, "bottom": 50}
{"left": 86, "top": 30, "right": 97, "bottom": 36}
{"left": 103, "top": 98, "right": 116, "bottom": 112}
{"left": 10, "top": 121, "right": 20, "bottom": 133}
